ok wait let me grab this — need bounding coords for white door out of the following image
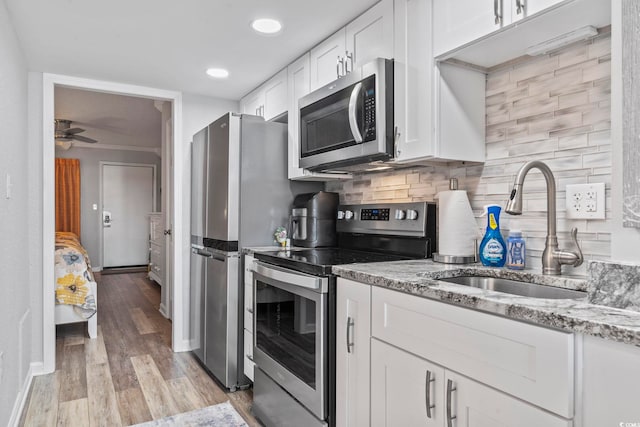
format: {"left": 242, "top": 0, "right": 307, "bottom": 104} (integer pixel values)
{"left": 102, "top": 163, "right": 155, "bottom": 267}
{"left": 345, "top": 0, "right": 394, "bottom": 70}
{"left": 162, "top": 118, "right": 173, "bottom": 317}
{"left": 263, "top": 68, "right": 288, "bottom": 120}
{"left": 309, "top": 28, "right": 346, "bottom": 91}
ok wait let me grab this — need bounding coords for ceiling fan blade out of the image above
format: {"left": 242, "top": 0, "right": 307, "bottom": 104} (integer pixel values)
{"left": 65, "top": 127, "right": 86, "bottom": 135}
{"left": 72, "top": 134, "right": 98, "bottom": 143}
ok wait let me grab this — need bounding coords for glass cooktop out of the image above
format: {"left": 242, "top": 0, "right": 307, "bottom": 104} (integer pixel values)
{"left": 254, "top": 247, "right": 412, "bottom": 276}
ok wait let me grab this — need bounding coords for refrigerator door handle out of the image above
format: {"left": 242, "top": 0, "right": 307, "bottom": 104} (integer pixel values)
{"left": 196, "top": 249, "right": 213, "bottom": 258}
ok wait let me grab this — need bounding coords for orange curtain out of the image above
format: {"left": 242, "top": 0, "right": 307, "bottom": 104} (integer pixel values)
{"left": 55, "top": 158, "right": 81, "bottom": 236}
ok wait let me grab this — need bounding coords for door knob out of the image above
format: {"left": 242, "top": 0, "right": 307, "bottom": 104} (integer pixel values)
{"left": 164, "top": 229, "right": 172, "bottom": 236}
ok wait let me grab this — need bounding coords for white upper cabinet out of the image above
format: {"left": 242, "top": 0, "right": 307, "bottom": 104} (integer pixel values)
{"left": 346, "top": 0, "right": 394, "bottom": 70}
{"left": 239, "top": 68, "right": 288, "bottom": 121}
{"left": 394, "top": 0, "right": 485, "bottom": 163}
{"left": 309, "top": 29, "right": 347, "bottom": 91}
{"left": 240, "top": 87, "right": 264, "bottom": 117}
{"left": 433, "top": 0, "right": 505, "bottom": 57}
{"left": 433, "top": 0, "right": 608, "bottom": 66}
{"left": 310, "top": 0, "right": 393, "bottom": 91}
{"left": 262, "top": 68, "right": 288, "bottom": 121}
{"left": 393, "top": 0, "right": 434, "bottom": 162}
{"left": 434, "top": 0, "right": 566, "bottom": 56}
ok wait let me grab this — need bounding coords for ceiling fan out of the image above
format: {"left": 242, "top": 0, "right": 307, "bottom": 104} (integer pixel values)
{"left": 55, "top": 119, "right": 98, "bottom": 149}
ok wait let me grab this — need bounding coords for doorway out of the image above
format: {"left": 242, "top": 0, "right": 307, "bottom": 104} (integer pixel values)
{"left": 42, "top": 74, "right": 185, "bottom": 374}
{"left": 101, "top": 163, "right": 156, "bottom": 268}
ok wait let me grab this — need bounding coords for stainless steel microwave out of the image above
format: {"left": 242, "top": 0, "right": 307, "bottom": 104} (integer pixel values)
{"left": 298, "top": 58, "right": 393, "bottom": 172}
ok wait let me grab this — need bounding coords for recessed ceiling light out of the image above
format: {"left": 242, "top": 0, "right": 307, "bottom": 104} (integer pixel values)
{"left": 206, "top": 68, "right": 229, "bottom": 79}
{"left": 251, "top": 18, "right": 282, "bottom": 35}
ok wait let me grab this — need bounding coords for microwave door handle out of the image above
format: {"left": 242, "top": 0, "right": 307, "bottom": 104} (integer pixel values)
{"left": 348, "top": 82, "right": 364, "bottom": 143}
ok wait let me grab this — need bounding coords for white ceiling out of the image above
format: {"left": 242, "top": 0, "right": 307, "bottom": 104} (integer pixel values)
{"left": 55, "top": 87, "right": 162, "bottom": 147}
{"left": 6, "top": 0, "right": 379, "bottom": 100}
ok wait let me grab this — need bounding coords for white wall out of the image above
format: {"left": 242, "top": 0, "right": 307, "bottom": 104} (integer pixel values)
{"left": 179, "top": 92, "right": 238, "bottom": 339}
{"left": 0, "top": 1, "right": 33, "bottom": 424}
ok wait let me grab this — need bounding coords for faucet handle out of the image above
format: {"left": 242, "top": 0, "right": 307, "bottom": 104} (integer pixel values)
{"left": 569, "top": 227, "right": 584, "bottom": 267}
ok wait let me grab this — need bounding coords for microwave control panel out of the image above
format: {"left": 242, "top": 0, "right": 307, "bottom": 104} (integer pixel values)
{"left": 362, "top": 75, "right": 376, "bottom": 141}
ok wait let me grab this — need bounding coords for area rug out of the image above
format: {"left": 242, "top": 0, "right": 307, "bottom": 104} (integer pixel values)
{"left": 132, "top": 401, "right": 249, "bottom": 427}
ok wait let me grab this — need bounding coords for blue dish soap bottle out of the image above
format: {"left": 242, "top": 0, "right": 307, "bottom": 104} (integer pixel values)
{"left": 479, "top": 204, "right": 507, "bottom": 267}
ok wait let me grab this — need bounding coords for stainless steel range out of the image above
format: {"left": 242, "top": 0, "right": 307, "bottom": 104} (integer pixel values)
{"left": 250, "top": 202, "right": 436, "bottom": 427}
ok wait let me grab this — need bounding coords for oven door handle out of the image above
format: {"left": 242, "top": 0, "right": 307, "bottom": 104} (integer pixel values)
{"left": 348, "top": 82, "right": 363, "bottom": 144}
{"left": 252, "top": 262, "right": 327, "bottom": 291}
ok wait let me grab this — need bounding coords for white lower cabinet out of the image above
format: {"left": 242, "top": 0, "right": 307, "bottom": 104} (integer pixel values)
{"left": 336, "top": 279, "right": 370, "bottom": 427}
{"left": 336, "top": 278, "right": 576, "bottom": 426}
{"left": 243, "top": 254, "right": 256, "bottom": 381}
{"left": 371, "top": 338, "right": 444, "bottom": 427}
{"left": 371, "top": 339, "right": 570, "bottom": 427}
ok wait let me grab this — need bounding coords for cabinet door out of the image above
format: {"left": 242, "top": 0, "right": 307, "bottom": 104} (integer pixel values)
{"left": 309, "top": 28, "right": 346, "bottom": 91}
{"left": 336, "top": 278, "right": 371, "bottom": 427}
{"left": 445, "top": 371, "right": 572, "bottom": 427}
{"left": 243, "top": 330, "right": 254, "bottom": 381}
{"left": 345, "top": 0, "right": 394, "bottom": 70}
{"left": 393, "top": 0, "right": 434, "bottom": 162}
{"left": 371, "top": 339, "right": 444, "bottom": 427}
{"left": 433, "top": 0, "right": 505, "bottom": 57}
{"left": 263, "top": 68, "right": 288, "bottom": 121}
{"left": 240, "top": 87, "right": 264, "bottom": 117}
{"left": 521, "top": 0, "right": 565, "bottom": 18}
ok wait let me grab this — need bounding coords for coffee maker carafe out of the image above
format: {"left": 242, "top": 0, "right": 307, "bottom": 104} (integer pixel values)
{"left": 291, "top": 192, "right": 339, "bottom": 247}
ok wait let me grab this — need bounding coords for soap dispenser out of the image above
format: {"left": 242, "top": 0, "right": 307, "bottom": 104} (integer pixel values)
{"left": 479, "top": 204, "right": 507, "bottom": 267}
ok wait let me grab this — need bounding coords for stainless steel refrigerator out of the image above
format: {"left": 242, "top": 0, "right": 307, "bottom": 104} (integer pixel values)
{"left": 189, "top": 113, "right": 321, "bottom": 390}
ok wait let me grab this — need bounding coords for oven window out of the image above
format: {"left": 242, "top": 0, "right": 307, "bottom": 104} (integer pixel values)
{"left": 255, "top": 280, "right": 317, "bottom": 389}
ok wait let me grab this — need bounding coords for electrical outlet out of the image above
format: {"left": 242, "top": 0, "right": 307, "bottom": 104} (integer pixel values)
{"left": 566, "top": 183, "right": 605, "bottom": 219}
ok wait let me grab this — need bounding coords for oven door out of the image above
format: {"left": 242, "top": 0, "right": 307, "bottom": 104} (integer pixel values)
{"left": 252, "top": 261, "right": 328, "bottom": 420}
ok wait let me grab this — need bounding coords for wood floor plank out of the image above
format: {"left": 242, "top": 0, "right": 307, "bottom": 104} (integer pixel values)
{"left": 174, "top": 353, "right": 229, "bottom": 406}
{"left": 129, "top": 307, "right": 158, "bottom": 335}
{"left": 228, "top": 390, "right": 262, "bottom": 427}
{"left": 166, "top": 377, "right": 207, "bottom": 413}
{"left": 130, "top": 354, "right": 181, "bottom": 419}
{"left": 23, "top": 372, "right": 60, "bottom": 427}
{"left": 64, "top": 335, "right": 86, "bottom": 346}
{"left": 143, "top": 333, "right": 185, "bottom": 380}
{"left": 85, "top": 325, "right": 108, "bottom": 366}
{"left": 59, "top": 344, "right": 88, "bottom": 402}
{"left": 116, "top": 387, "right": 153, "bottom": 426}
{"left": 86, "top": 362, "right": 122, "bottom": 427}
{"left": 57, "top": 398, "right": 89, "bottom": 427}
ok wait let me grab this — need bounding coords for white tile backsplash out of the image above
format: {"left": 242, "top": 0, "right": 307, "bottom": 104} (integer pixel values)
{"left": 326, "top": 32, "right": 612, "bottom": 275}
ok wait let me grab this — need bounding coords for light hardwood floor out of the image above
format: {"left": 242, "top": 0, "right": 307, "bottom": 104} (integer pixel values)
{"left": 19, "top": 272, "right": 261, "bottom": 426}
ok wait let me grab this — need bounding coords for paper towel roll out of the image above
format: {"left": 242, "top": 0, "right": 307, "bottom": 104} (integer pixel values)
{"left": 437, "top": 190, "right": 479, "bottom": 257}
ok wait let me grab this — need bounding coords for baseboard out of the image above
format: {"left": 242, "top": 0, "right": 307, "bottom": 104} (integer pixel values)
{"left": 92, "top": 266, "right": 103, "bottom": 272}
{"left": 8, "top": 361, "right": 42, "bottom": 427}
{"left": 173, "top": 339, "right": 192, "bottom": 353}
{"left": 159, "top": 303, "right": 170, "bottom": 319}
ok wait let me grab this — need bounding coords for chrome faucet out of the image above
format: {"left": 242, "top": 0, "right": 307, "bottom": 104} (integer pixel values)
{"left": 505, "top": 160, "right": 583, "bottom": 275}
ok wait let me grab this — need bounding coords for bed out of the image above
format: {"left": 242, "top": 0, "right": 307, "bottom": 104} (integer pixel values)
{"left": 54, "top": 232, "right": 97, "bottom": 339}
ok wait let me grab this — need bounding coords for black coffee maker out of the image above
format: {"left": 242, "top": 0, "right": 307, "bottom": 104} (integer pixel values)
{"left": 290, "top": 191, "right": 339, "bottom": 247}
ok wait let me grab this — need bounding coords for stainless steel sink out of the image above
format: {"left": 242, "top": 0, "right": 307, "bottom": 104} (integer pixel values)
{"left": 438, "top": 276, "right": 587, "bottom": 299}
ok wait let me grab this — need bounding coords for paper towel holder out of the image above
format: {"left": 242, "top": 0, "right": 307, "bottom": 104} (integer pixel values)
{"left": 433, "top": 239, "right": 478, "bottom": 264}
{"left": 432, "top": 178, "right": 478, "bottom": 264}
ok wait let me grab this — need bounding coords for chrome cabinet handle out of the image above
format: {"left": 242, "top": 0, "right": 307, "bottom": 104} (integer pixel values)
{"left": 247, "top": 354, "right": 254, "bottom": 362}
{"left": 345, "top": 51, "right": 353, "bottom": 74}
{"left": 348, "top": 82, "right": 364, "bottom": 143}
{"left": 346, "top": 316, "right": 355, "bottom": 353}
{"left": 494, "top": 0, "right": 502, "bottom": 24}
{"left": 337, "top": 56, "right": 341, "bottom": 78}
{"left": 246, "top": 307, "right": 254, "bottom": 314}
{"left": 425, "top": 370, "right": 435, "bottom": 419}
{"left": 394, "top": 126, "right": 401, "bottom": 157}
{"left": 446, "top": 379, "right": 457, "bottom": 427}
{"left": 516, "top": 0, "right": 525, "bottom": 14}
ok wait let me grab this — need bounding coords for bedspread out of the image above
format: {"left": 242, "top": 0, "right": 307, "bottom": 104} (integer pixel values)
{"left": 55, "top": 232, "right": 97, "bottom": 319}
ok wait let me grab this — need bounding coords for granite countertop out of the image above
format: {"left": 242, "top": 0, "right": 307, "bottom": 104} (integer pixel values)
{"left": 332, "top": 259, "right": 640, "bottom": 347}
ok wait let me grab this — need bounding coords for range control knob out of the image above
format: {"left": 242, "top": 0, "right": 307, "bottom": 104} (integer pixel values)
{"left": 337, "top": 210, "right": 345, "bottom": 220}
{"left": 406, "top": 209, "right": 419, "bottom": 220}
{"left": 394, "top": 209, "right": 406, "bottom": 220}
{"left": 345, "top": 210, "right": 354, "bottom": 220}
